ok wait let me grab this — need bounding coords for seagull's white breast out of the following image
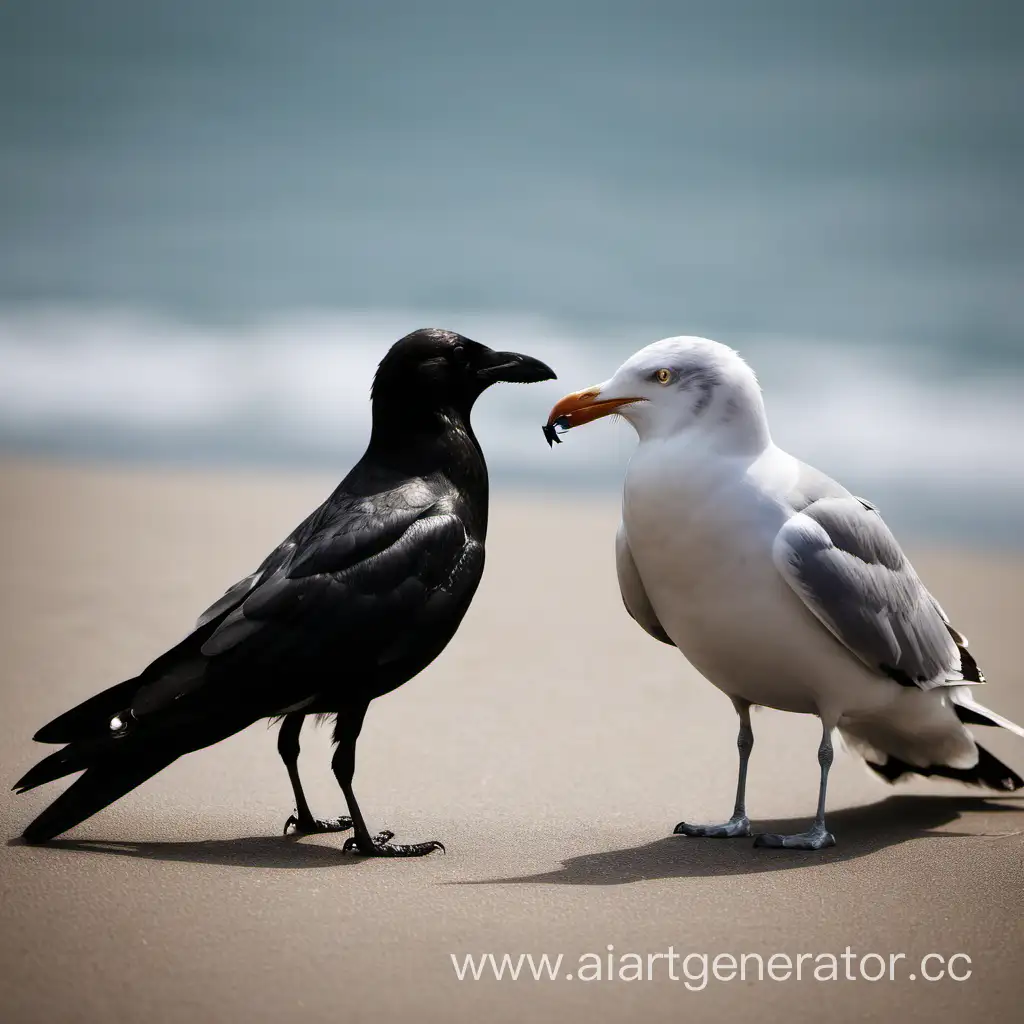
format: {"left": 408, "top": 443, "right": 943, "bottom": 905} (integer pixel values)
{"left": 621, "top": 440, "right": 892, "bottom": 718}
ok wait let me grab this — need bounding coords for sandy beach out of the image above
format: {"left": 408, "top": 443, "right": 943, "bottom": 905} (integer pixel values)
{"left": 1, "top": 457, "right": 1022, "bottom": 1024}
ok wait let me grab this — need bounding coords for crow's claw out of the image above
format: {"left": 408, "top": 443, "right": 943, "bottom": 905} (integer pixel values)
{"left": 342, "top": 829, "right": 445, "bottom": 857}
{"left": 283, "top": 813, "right": 354, "bottom": 836}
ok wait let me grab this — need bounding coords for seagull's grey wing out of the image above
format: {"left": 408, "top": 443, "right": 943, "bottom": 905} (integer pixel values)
{"left": 772, "top": 495, "right": 967, "bottom": 690}
{"left": 787, "top": 458, "right": 854, "bottom": 508}
{"left": 616, "top": 523, "right": 673, "bottom": 645}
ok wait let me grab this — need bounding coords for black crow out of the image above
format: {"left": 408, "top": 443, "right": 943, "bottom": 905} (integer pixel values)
{"left": 15, "top": 328, "right": 555, "bottom": 855}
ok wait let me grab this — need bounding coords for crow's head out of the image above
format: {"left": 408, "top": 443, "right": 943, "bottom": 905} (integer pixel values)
{"left": 372, "top": 328, "right": 556, "bottom": 422}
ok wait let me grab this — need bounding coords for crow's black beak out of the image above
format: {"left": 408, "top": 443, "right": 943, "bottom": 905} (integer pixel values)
{"left": 476, "top": 350, "right": 557, "bottom": 384}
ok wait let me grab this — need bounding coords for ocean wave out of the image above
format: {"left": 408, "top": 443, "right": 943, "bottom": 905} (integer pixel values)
{"left": 1, "top": 306, "right": 1021, "bottom": 539}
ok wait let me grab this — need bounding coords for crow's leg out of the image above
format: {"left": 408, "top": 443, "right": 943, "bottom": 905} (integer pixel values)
{"left": 332, "top": 705, "right": 444, "bottom": 857}
{"left": 675, "top": 698, "right": 753, "bottom": 838}
{"left": 279, "top": 713, "right": 352, "bottom": 835}
{"left": 754, "top": 719, "right": 837, "bottom": 850}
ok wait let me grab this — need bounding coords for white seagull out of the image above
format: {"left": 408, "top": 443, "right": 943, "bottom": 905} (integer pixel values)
{"left": 546, "top": 336, "right": 1024, "bottom": 849}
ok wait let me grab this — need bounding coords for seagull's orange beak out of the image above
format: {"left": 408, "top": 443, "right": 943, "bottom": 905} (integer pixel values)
{"left": 546, "top": 387, "right": 643, "bottom": 432}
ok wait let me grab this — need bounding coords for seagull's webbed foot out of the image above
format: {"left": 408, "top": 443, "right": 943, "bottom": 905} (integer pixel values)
{"left": 753, "top": 823, "right": 835, "bottom": 850}
{"left": 283, "top": 813, "right": 354, "bottom": 836}
{"left": 674, "top": 814, "right": 751, "bottom": 838}
{"left": 342, "top": 829, "right": 445, "bottom": 858}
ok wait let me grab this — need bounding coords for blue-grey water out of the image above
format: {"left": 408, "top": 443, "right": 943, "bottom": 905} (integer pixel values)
{"left": 1, "top": 1, "right": 1022, "bottom": 540}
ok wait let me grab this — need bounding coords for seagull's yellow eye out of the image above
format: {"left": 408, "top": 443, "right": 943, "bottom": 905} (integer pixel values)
{"left": 656, "top": 368, "right": 672, "bottom": 385}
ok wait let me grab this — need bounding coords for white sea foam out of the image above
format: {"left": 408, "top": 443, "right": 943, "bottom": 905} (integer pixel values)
{"left": 1, "top": 306, "right": 1021, "bottom": 539}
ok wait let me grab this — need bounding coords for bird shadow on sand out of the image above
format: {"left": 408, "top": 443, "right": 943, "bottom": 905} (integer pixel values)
{"left": 465, "top": 795, "right": 1024, "bottom": 886}
{"left": 6, "top": 830, "right": 368, "bottom": 869}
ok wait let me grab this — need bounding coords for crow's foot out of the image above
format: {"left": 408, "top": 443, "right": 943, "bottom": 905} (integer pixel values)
{"left": 342, "top": 829, "right": 445, "bottom": 857}
{"left": 283, "top": 813, "right": 354, "bottom": 836}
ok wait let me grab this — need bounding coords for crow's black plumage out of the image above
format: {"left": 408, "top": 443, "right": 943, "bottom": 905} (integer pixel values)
{"left": 15, "top": 329, "right": 556, "bottom": 853}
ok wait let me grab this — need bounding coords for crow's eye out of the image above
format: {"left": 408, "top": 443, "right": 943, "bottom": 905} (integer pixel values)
{"left": 450, "top": 344, "right": 467, "bottom": 365}
{"left": 655, "top": 368, "right": 672, "bottom": 385}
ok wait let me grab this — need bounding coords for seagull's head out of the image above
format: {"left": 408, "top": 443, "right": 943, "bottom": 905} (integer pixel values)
{"left": 373, "top": 328, "right": 556, "bottom": 421}
{"left": 546, "top": 336, "right": 769, "bottom": 450}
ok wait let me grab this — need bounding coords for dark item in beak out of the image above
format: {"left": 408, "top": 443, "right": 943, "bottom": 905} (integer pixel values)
{"left": 544, "top": 388, "right": 643, "bottom": 444}
{"left": 542, "top": 418, "right": 569, "bottom": 446}
{"left": 476, "top": 350, "right": 557, "bottom": 385}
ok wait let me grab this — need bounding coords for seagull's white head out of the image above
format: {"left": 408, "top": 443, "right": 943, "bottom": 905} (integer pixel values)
{"left": 547, "top": 336, "right": 770, "bottom": 452}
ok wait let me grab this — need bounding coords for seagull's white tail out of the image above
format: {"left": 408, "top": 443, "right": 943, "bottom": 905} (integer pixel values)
{"left": 840, "top": 684, "right": 1024, "bottom": 793}
{"left": 864, "top": 743, "right": 1023, "bottom": 791}
{"left": 948, "top": 686, "right": 1024, "bottom": 738}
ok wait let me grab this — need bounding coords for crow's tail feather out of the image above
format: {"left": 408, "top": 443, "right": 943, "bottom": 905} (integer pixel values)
{"left": 33, "top": 677, "right": 143, "bottom": 744}
{"left": 13, "top": 738, "right": 108, "bottom": 793}
{"left": 21, "top": 749, "right": 179, "bottom": 844}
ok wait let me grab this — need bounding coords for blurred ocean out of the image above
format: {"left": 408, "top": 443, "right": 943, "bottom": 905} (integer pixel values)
{"left": 0, "top": 1, "right": 1021, "bottom": 540}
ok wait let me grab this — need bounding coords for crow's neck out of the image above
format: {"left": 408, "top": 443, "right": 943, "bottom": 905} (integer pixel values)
{"left": 366, "top": 402, "right": 488, "bottom": 509}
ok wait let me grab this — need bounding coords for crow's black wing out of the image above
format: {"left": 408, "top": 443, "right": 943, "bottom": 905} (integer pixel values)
{"left": 32, "top": 524, "right": 312, "bottom": 745}
{"left": 193, "top": 497, "right": 333, "bottom": 629}
{"left": 195, "top": 571, "right": 264, "bottom": 630}
{"left": 127, "top": 501, "right": 482, "bottom": 719}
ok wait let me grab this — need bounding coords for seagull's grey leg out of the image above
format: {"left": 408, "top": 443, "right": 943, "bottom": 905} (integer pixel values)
{"left": 754, "top": 719, "right": 837, "bottom": 850}
{"left": 279, "top": 713, "right": 353, "bottom": 835}
{"left": 334, "top": 704, "right": 444, "bottom": 858}
{"left": 674, "top": 699, "right": 753, "bottom": 838}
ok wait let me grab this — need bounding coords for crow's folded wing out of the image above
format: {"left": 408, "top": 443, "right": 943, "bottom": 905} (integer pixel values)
{"left": 130, "top": 504, "right": 481, "bottom": 717}
{"left": 193, "top": 499, "right": 334, "bottom": 629}
{"left": 195, "top": 571, "right": 264, "bottom": 629}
